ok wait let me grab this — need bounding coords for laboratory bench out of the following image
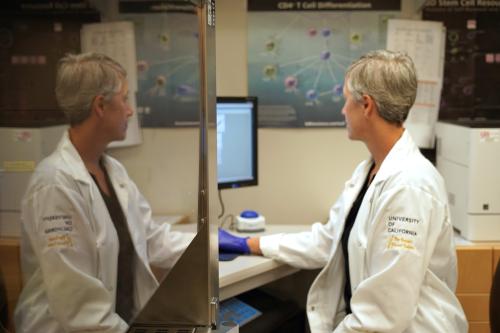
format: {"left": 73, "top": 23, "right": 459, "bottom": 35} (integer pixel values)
{"left": 1, "top": 225, "right": 500, "bottom": 333}
{"left": 173, "top": 224, "right": 312, "bottom": 301}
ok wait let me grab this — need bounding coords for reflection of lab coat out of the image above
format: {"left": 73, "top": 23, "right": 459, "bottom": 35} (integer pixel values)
{"left": 260, "top": 131, "right": 467, "bottom": 333}
{"left": 15, "top": 131, "right": 194, "bottom": 333}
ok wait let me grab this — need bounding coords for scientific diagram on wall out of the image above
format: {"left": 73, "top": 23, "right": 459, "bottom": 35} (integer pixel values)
{"left": 248, "top": 0, "right": 401, "bottom": 128}
{"left": 120, "top": 2, "right": 201, "bottom": 128}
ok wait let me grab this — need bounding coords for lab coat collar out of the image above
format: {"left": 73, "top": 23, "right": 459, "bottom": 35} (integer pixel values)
{"left": 58, "top": 130, "right": 93, "bottom": 184}
{"left": 348, "top": 160, "right": 374, "bottom": 188}
{"left": 372, "top": 129, "right": 418, "bottom": 184}
{"left": 57, "top": 130, "right": 128, "bottom": 190}
{"left": 348, "top": 130, "right": 418, "bottom": 188}
{"left": 101, "top": 156, "right": 130, "bottom": 216}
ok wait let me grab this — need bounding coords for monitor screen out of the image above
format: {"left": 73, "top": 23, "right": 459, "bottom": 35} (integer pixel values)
{"left": 217, "top": 96, "right": 258, "bottom": 189}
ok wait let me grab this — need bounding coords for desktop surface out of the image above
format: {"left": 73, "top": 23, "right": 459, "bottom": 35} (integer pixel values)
{"left": 172, "top": 223, "right": 311, "bottom": 300}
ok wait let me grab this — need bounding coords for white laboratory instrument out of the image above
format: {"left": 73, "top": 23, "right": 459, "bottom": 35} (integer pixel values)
{"left": 436, "top": 121, "right": 500, "bottom": 241}
{"left": 236, "top": 210, "right": 266, "bottom": 232}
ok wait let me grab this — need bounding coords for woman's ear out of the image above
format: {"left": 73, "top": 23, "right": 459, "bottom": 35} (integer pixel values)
{"left": 91, "top": 95, "right": 106, "bottom": 118}
{"left": 362, "top": 94, "right": 376, "bottom": 118}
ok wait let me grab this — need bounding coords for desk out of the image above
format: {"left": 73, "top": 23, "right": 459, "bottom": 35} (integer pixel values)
{"left": 218, "top": 225, "right": 310, "bottom": 301}
{"left": 171, "top": 224, "right": 311, "bottom": 301}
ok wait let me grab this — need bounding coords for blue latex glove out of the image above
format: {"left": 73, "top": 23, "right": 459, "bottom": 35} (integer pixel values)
{"left": 218, "top": 228, "right": 250, "bottom": 254}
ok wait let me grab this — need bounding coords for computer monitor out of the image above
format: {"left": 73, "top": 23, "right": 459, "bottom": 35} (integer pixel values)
{"left": 217, "top": 96, "right": 258, "bottom": 189}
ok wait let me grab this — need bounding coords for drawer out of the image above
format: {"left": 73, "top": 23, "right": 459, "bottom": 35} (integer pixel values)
{"left": 456, "top": 246, "right": 492, "bottom": 293}
{"left": 468, "top": 321, "right": 490, "bottom": 333}
{"left": 457, "top": 294, "right": 490, "bottom": 321}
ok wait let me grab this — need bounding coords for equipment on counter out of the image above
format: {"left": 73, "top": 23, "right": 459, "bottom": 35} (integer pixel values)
{"left": 436, "top": 120, "right": 500, "bottom": 241}
{"left": 236, "top": 210, "right": 266, "bottom": 232}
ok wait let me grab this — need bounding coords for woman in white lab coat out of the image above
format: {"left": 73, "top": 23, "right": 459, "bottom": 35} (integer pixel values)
{"left": 220, "top": 50, "right": 468, "bottom": 332}
{"left": 15, "top": 53, "right": 193, "bottom": 333}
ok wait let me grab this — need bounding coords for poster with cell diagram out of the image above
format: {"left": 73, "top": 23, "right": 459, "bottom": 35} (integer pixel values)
{"left": 248, "top": 1, "right": 401, "bottom": 128}
{"left": 119, "top": 9, "right": 200, "bottom": 128}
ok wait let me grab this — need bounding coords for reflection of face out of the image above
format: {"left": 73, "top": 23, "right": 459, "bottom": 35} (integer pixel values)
{"left": 102, "top": 80, "right": 133, "bottom": 141}
{"left": 341, "top": 84, "right": 365, "bottom": 141}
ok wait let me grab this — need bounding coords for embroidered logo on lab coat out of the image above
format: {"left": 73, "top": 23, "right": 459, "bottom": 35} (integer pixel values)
{"left": 42, "top": 214, "right": 74, "bottom": 248}
{"left": 385, "top": 215, "right": 420, "bottom": 251}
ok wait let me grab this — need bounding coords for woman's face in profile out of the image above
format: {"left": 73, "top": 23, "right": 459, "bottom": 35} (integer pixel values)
{"left": 102, "top": 80, "right": 133, "bottom": 142}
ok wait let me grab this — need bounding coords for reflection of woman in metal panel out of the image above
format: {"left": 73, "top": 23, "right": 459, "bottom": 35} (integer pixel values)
{"left": 15, "top": 53, "right": 193, "bottom": 333}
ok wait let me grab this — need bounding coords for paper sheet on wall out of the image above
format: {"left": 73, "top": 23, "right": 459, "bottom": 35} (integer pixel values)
{"left": 81, "top": 21, "right": 142, "bottom": 147}
{"left": 387, "top": 19, "right": 445, "bottom": 148}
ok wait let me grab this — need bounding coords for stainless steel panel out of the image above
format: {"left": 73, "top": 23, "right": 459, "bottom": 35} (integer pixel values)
{"left": 128, "top": 0, "right": 218, "bottom": 331}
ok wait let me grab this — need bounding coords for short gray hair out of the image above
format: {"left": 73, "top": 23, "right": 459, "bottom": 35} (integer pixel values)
{"left": 55, "top": 52, "right": 127, "bottom": 125}
{"left": 345, "top": 50, "right": 417, "bottom": 124}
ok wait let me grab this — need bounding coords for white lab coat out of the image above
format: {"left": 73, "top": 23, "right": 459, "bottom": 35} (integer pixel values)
{"left": 15, "top": 131, "right": 194, "bottom": 333}
{"left": 260, "top": 131, "right": 468, "bottom": 333}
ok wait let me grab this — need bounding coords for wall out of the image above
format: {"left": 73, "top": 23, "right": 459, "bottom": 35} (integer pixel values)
{"left": 111, "top": 0, "right": 423, "bottom": 225}
{"left": 109, "top": 129, "right": 200, "bottom": 221}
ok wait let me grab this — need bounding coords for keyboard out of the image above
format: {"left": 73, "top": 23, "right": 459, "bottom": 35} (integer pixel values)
{"left": 219, "top": 297, "right": 262, "bottom": 327}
